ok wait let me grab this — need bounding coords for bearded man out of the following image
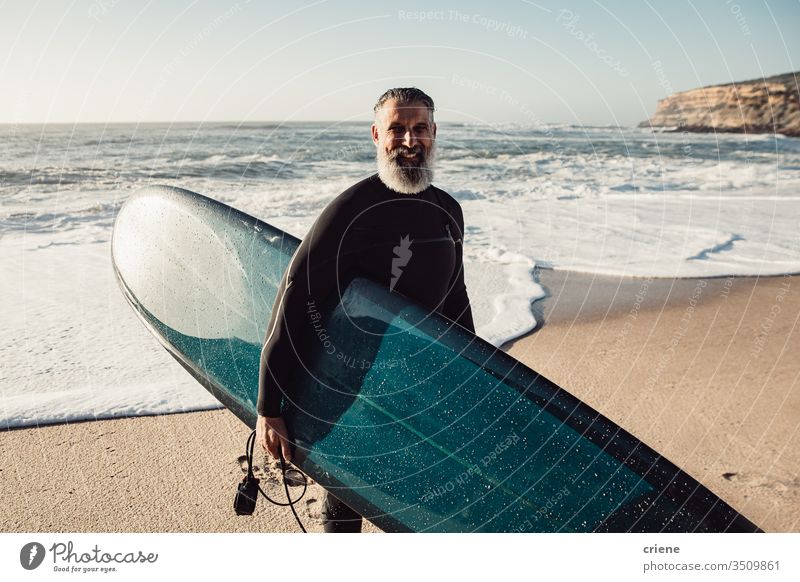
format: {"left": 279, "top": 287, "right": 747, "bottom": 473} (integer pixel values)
{"left": 256, "top": 87, "right": 475, "bottom": 532}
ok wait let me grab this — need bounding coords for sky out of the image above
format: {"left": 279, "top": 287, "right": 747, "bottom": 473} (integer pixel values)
{"left": 0, "top": 0, "right": 797, "bottom": 126}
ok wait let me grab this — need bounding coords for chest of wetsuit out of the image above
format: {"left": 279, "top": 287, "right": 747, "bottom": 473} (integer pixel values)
{"left": 257, "top": 174, "right": 474, "bottom": 417}
{"left": 340, "top": 185, "right": 459, "bottom": 311}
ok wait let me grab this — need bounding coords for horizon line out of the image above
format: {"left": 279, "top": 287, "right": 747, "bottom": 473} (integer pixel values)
{"left": 0, "top": 119, "right": 626, "bottom": 127}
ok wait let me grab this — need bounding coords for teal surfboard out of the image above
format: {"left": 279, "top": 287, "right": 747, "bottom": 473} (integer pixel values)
{"left": 111, "top": 185, "right": 759, "bottom": 533}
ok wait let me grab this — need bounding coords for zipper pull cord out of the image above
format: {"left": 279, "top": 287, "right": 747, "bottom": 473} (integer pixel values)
{"left": 445, "top": 223, "right": 462, "bottom": 245}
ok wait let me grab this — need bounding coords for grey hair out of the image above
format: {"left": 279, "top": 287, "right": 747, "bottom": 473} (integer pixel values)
{"left": 373, "top": 87, "right": 435, "bottom": 120}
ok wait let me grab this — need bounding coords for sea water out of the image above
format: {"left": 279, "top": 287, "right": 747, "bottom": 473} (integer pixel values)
{"left": 2, "top": 122, "right": 798, "bottom": 427}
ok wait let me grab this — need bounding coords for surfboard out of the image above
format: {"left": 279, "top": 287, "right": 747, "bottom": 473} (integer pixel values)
{"left": 111, "top": 185, "right": 760, "bottom": 532}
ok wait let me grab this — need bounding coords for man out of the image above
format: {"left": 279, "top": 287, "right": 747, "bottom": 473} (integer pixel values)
{"left": 256, "top": 87, "right": 475, "bottom": 532}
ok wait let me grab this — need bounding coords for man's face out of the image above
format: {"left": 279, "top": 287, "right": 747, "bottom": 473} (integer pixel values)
{"left": 372, "top": 99, "right": 437, "bottom": 194}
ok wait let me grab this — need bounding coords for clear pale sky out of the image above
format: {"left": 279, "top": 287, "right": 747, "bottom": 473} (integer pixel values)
{"left": 1, "top": 0, "right": 797, "bottom": 125}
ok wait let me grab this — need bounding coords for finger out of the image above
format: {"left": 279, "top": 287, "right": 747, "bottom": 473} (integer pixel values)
{"left": 280, "top": 436, "right": 293, "bottom": 463}
{"left": 257, "top": 431, "right": 268, "bottom": 452}
{"left": 266, "top": 432, "right": 279, "bottom": 459}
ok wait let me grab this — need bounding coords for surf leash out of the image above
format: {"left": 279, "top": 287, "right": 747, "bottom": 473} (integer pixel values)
{"left": 234, "top": 429, "right": 307, "bottom": 533}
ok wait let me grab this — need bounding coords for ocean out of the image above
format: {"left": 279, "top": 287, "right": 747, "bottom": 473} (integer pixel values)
{"left": 2, "top": 122, "right": 799, "bottom": 428}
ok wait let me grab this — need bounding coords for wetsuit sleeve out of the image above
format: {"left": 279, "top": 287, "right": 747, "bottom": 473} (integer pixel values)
{"left": 257, "top": 199, "right": 356, "bottom": 417}
{"left": 442, "top": 201, "right": 476, "bottom": 334}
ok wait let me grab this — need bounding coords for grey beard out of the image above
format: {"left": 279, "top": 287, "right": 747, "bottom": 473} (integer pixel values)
{"left": 376, "top": 144, "right": 436, "bottom": 195}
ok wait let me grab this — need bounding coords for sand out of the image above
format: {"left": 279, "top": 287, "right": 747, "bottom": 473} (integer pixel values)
{"left": 506, "top": 270, "right": 800, "bottom": 532}
{"left": 1, "top": 272, "right": 798, "bottom": 532}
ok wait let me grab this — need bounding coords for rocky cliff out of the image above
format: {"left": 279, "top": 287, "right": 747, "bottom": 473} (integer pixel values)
{"left": 640, "top": 72, "right": 799, "bottom": 137}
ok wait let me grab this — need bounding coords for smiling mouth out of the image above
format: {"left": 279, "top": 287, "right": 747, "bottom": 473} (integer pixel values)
{"left": 396, "top": 155, "right": 422, "bottom": 167}
{"left": 394, "top": 149, "right": 423, "bottom": 160}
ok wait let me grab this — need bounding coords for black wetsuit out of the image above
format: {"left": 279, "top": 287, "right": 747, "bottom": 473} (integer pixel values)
{"left": 257, "top": 173, "right": 475, "bottom": 531}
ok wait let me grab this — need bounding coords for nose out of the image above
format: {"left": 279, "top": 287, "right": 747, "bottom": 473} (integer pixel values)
{"left": 401, "top": 129, "right": 417, "bottom": 149}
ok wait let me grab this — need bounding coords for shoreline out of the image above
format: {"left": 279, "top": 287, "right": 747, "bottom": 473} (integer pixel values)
{"left": 517, "top": 268, "right": 788, "bottom": 330}
{"left": 2, "top": 271, "right": 798, "bottom": 532}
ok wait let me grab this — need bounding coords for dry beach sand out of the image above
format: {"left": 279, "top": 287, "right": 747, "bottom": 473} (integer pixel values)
{"left": 1, "top": 272, "right": 798, "bottom": 532}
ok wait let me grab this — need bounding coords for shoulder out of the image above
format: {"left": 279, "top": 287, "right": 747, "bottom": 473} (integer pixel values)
{"left": 320, "top": 174, "right": 384, "bottom": 215}
{"left": 336, "top": 174, "right": 385, "bottom": 204}
{"left": 314, "top": 174, "right": 381, "bottom": 222}
{"left": 430, "top": 184, "right": 465, "bottom": 224}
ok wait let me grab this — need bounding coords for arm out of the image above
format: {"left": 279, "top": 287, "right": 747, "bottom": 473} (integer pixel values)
{"left": 257, "top": 197, "right": 356, "bottom": 457}
{"left": 441, "top": 201, "right": 476, "bottom": 334}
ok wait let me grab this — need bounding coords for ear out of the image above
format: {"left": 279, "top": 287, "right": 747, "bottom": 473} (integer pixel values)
{"left": 371, "top": 123, "right": 379, "bottom": 145}
{"left": 432, "top": 122, "right": 437, "bottom": 139}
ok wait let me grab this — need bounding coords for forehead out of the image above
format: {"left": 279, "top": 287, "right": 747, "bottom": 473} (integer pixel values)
{"left": 377, "top": 99, "right": 432, "bottom": 125}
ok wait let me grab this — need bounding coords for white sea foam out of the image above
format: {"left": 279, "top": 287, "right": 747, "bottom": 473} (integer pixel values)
{"left": 0, "top": 235, "right": 220, "bottom": 428}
